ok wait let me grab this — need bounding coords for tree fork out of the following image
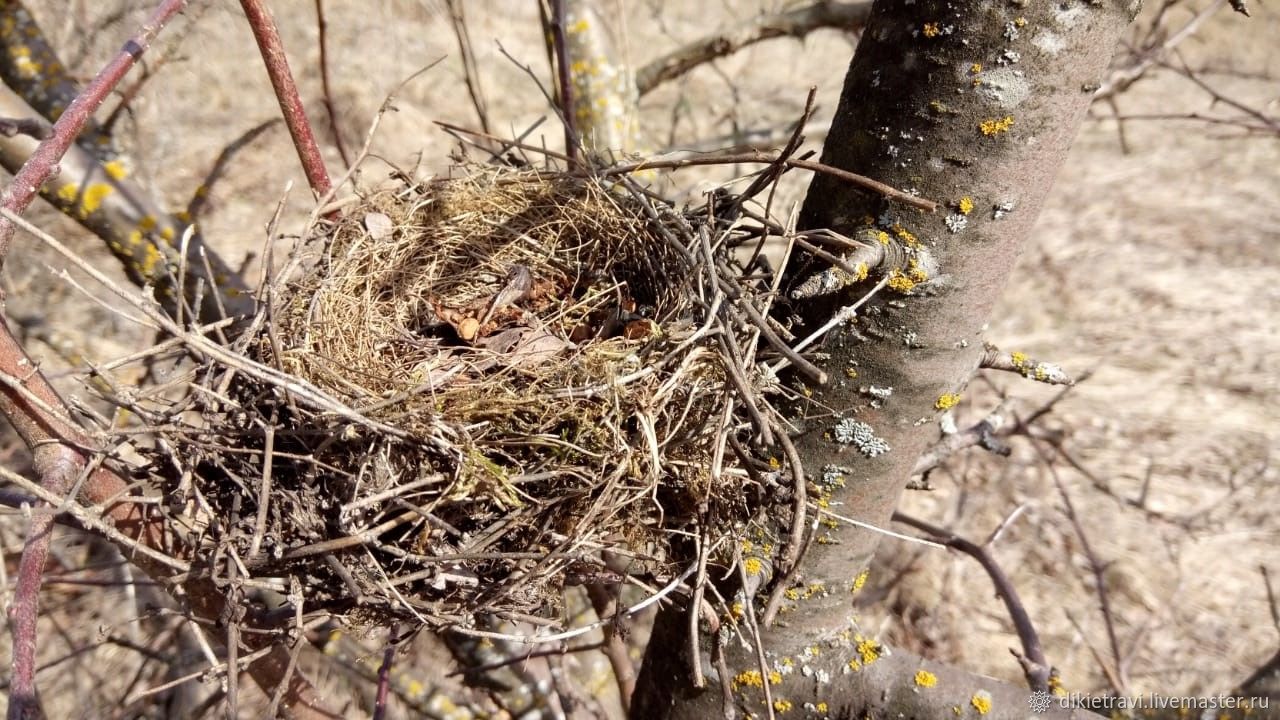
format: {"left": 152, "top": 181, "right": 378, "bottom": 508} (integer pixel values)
{"left": 633, "top": 2, "right": 1140, "bottom": 718}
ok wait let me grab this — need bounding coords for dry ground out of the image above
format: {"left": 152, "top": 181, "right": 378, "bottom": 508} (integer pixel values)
{"left": 0, "top": 0, "right": 1276, "bottom": 716}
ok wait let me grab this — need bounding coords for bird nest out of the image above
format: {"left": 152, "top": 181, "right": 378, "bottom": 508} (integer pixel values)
{"left": 136, "top": 166, "right": 793, "bottom": 628}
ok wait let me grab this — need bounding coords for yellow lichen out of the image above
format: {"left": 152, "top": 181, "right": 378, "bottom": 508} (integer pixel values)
{"left": 56, "top": 183, "right": 80, "bottom": 204}
{"left": 970, "top": 62, "right": 982, "bottom": 74}
{"left": 743, "top": 557, "right": 764, "bottom": 576}
{"left": 907, "top": 258, "right": 928, "bottom": 283}
{"left": 852, "top": 570, "right": 869, "bottom": 593}
{"left": 844, "top": 367, "right": 858, "bottom": 379}
{"left": 138, "top": 243, "right": 164, "bottom": 277}
{"left": 914, "top": 669, "right": 938, "bottom": 688}
{"left": 1014, "top": 17, "right": 1028, "bottom": 27}
{"left": 785, "top": 588, "right": 801, "bottom": 601}
{"left": 855, "top": 636, "right": 880, "bottom": 666}
{"left": 876, "top": 230, "right": 891, "bottom": 245}
{"left": 1010, "top": 350, "right": 1029, "bottom": 367}
{"left": 1049, "top": 673, "right": 1066, "bottom": 697}
{"left": 887, "top": 270, "right": 916, "bottom": 293}
{"left": 935, "top": 393, "right": 962, "bottom": 410}
{"left": 80, "top": 183, "right": 113, "bottom": 216}
{"left": 733, "top": 670, "right": 764, "bottom": 690}
{"left": 892, "top": 224, "right": 919, "bottom": 246}
{"left": 971, "top": 691, "right": 993, "bottom": 715}
{"left": 103, "top": 160, "right": 128, "bottom": 181}
{"left": 815, "top": 702, "right": 828, "bottom": 713}
{"left": 772, "top": 699, "right": 793, "bottom": 713}
{"left": 980, "top": 116, "right": 1015, "bottom": 136}
{"left": 958, "top": 196, "right": 974, "bottom": 215}
{"left": 768, "top": 456, "right": 781, "bottom": 470}
{"left": 922, "top": 22, "right": 941, "bottom": 38}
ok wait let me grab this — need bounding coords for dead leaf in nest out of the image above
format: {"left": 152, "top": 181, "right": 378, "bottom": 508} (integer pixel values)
{"left": 363, "top": 212, "right": 393, "bottom": 239}
{"left": 480, "top": 265, "right": 533, "bottom": 324}
{"left": 502, "top": 329, "right": 571, "bottom": 370}
{"left": 477, "top": 328, "right": 523, "bottom": 354}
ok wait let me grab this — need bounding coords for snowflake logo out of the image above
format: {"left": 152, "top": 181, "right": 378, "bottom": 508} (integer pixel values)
{"left": 1028, "top": 690, "right": 1054, "bottom": 714}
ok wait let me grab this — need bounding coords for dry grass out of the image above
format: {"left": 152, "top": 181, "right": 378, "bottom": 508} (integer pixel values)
{"left": 0, "top": 0, "right": 1276, "bottom": 717}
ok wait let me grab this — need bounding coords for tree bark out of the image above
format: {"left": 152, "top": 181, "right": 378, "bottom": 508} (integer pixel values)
{"left": 632, "top": 1, "right": 1140, "bottom": 718}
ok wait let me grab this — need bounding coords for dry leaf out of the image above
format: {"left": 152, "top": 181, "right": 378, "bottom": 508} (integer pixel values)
{"left": 504, "top": 329, "right": 570, "bottom": 370}
{"left": 363, "top": 212, "right": 393, "bottom": 239}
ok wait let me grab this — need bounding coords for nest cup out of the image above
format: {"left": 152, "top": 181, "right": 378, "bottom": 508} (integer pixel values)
{"left": 177, "top": 168, "right": 751, "bottom": 626}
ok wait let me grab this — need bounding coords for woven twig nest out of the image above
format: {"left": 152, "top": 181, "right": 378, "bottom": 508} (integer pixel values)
{"left": 145, "top": 167, "right": 781, "bottom": 627}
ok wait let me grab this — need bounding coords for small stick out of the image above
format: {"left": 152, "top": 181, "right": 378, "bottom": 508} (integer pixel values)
{"left": 312, "top": 0, "right": 352, "bottom": 167}
{"left": 0, "top": 117, "right": 51, "bottom": 139}
{"left": 604, "top": 152, "right": 938, "bottom": 212}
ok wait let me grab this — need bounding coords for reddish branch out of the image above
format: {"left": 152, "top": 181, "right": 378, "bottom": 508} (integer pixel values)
{"left": 0, "top": 1, "right": 335, "bottom": 714}
{"left": 239, "top": 0, "right": 332, "bottom": 198}
{"left": 0, "top": 311, "right": 338, "bottom": 720}
{"left": 0, "top": 0, "right": 187, "bottom": 263}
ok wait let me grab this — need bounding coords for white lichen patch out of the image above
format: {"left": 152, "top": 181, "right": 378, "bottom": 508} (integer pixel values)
{"left": 944, "top": 213, "right": 968, "bottom": 233}
{"left": 992, "top": 200, "right": 1016, "bottom": 219}
{"left": 833, "top": 419, "right": 891, "bottom": 458}
{"left": 1053, "top": 4, "right": 1087, "bottom": 28}
{"left": 979, "top": 66, "right": 1031, "bottom": 108}
{"left": 1033, "top": 30, "right": 1066, "bottom": 55}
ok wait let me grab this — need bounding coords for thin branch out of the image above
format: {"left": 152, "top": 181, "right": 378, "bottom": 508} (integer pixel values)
{"left": 893, "top": 511, "right": 1051, "bottom": 692}
{"left": 239, "top": 0, "right": 332, "bottom": 198}
{"left": 547, "top": 0, "right": 578, "bottom": 166}
{"left": 1029, "top": 436, "right": 1128, "bottom": 693}
{"left": 443, "top": 0, "right": 491, "bottom": 134}
{"left": 0, "top": 118, "right": 51, "bottom": 140}
{"left": 636, "top": 1, "right": 872, "bottom": 96}
{"left": 0, "top": 0, "right": 188, "bottom": 263}
{"left": 979, "top": 344, "right": 1073, "bottom": 385}
{"left": 603, "top": 152, "right": 938, "bottom": 212}
{"left": 312, "top": 0, "right": 352, "bottom": 167}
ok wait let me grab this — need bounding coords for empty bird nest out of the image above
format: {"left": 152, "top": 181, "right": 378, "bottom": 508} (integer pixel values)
{"left": 131, "top": 163, "right": 808, "bottom": 629}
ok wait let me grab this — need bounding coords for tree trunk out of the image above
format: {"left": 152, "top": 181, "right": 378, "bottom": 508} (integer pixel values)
{"left": 632, "top": 1, "right": 1139, "bottom": 718}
